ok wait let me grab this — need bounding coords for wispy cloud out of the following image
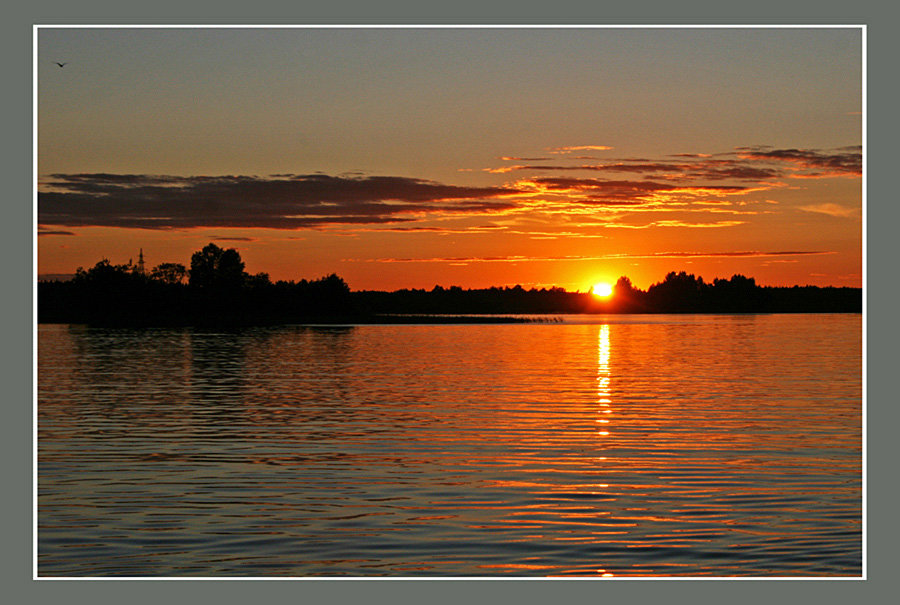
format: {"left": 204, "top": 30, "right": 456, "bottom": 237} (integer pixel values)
{"left": 639, "top": 250, "right": 834, "bottom": 258}
{"left": 352, "top": 254, "right": 603, "bottom": 264}
{"left": 486, "top": 145, "right": 860, "bottom": 182}
{"left": 327, "top": 225, "right": 608, "bottom": 240}
{"left": 520, "top": 231, "right": 607, "bottom": 239}
{"left": 351, "top": 250, "right": 834, "bottom": 263}
{"left": 516, "top": 177, "right": 755, "bottom": 202}
{"left": 798, "top": 203, "right": 859, "bottom": 217}
{"left": 604, "top": 220, "right": 746, "bottom": 229}
{"left": 330, "top": 225, "right": 508, "bottom": 236}
{"left": 487, "top": 161, "right": 782, "bottom": 181}
{"left": 548, "top": 145, "right": 614, "bottom": 153}
{"left": 500, "top": 156, "right": 552, "bottom": 161}
{"left": 736, "top": 146, "right": 862, "bottom": 177}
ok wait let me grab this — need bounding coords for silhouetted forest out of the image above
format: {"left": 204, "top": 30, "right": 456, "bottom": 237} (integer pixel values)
{"left": 38, "top": 244, "right": 862, "bottom": 326}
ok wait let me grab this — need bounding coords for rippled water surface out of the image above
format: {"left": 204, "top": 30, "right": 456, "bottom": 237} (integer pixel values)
{"left": 38, "top": 315, "right": 862, "bottom": 576}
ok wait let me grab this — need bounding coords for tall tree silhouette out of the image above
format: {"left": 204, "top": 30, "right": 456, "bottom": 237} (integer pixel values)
{"left": 189, "top": 243, "right": 245, "bottom": 290}
{"left": 612, "top": 276, "right": 642, "bottom": 312}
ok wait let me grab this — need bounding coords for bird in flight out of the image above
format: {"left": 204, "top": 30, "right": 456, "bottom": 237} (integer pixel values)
{"left": 54, "top": 62, "right": 68, "bottom": 67}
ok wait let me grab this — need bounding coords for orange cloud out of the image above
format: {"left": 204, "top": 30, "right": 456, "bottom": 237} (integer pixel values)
{"left": 603, "top": 220, "right": 746, "bottom": 229}
{"left": 484, "top": 145, "right": 859, "bottom": 187}
{"left": 798, "top": 203, "right": 859, "bottom": 217}
{"left": 351, "top": 250, "right": 835, "bottom": 264}
{"left": 548, "top": 145, "right": 614, "bottom": 153}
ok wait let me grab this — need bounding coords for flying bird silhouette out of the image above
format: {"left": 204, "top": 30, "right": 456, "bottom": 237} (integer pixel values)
{"left": 54, "top": 62, "right": 68, "bottom": 67}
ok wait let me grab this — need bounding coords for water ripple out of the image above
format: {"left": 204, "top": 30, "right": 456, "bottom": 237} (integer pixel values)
{"left": 38, "top": 315, "right": 861, "bottom": 576}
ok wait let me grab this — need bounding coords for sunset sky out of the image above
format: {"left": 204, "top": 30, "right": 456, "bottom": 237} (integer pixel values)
{"left": 36, "top": 27, "right": 863, "bottom": 291}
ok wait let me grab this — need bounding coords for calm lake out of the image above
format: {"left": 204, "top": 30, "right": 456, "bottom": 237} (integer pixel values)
{"left": 37, "top": 314, "right": 862, "bottom": 577}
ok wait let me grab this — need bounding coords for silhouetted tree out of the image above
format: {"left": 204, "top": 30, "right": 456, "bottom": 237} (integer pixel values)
{"left": 612, "top": 276, "right": 642, "bottom": 312}
{"left": 646, "top": 271, "right": 706, "bottom": 312}
{"left": 150, "top": 262, "right": 187, "bottom": 285}
{"left": 317, "top": 273, "right": 350, "bottom": 294}
{"left": 709, "top": 274, "right": 765, "bottom": 311}
{"left": 189, "top": 243, "right": 246, "bottom": 290}
{"left": 245, "top": 272, "right": 272, "bottom": 289}
{"left": 73, "top": 259, "right": 143, "bottom": 287}
{"left": 61, "top": 258, "right": 155, "bottom": 324}
{"left": 309, "top": 273, "right": 352, "bottom": 312}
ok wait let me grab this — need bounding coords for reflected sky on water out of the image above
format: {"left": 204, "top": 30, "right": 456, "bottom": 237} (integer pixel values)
{"left": 38, "top": 315, "right": 861, "bottom": 576}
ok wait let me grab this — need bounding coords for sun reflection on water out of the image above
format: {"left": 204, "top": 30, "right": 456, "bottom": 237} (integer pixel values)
{"left": 597, "top": 324, "right": 612, "bottom": 431}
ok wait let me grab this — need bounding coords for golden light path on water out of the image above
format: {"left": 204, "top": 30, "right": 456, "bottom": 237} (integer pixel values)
{"left": 595, "top": 324, "right": 613, "bottom": 577}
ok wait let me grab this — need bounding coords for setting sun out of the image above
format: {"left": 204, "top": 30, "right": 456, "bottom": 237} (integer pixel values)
{"left": 592, "top": 282, "right": 613, "bottom": 297}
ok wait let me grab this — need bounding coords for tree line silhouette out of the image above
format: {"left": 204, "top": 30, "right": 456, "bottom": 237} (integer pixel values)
{"left": 38, "top": 243, "right": 861, "bottom": 326}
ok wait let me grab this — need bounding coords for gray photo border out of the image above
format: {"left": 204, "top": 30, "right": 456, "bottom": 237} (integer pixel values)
{"left": 7, "top": 1, "right": 895, "bottom": 603}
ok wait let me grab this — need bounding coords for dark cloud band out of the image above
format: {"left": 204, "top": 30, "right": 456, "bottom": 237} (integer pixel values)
{"left": 38, "top": 173, "right": 520, "bottom": 230}
{"left": 488, "top": 145, "right": 860, "bottom": 180}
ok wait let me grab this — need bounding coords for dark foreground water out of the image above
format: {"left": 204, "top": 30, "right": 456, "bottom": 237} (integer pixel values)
{"left": 37, "top": 314, "right": 862, "bottom": 577}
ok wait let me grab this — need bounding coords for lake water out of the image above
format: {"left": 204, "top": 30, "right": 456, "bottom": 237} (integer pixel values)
{"left": 37, "top": 314, "right": 862, "bottom": 577}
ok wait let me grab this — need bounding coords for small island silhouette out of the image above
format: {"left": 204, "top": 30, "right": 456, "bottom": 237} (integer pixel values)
{"left": 38, "top": 243, "right": 862, "bottom": 326}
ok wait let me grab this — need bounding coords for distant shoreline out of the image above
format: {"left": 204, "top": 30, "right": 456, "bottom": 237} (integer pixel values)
{"left": 37, "top": 246, "right": 862, "bottom": 327}
{"left": 37, "top": 310, "right": 862, "bottom": 329}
